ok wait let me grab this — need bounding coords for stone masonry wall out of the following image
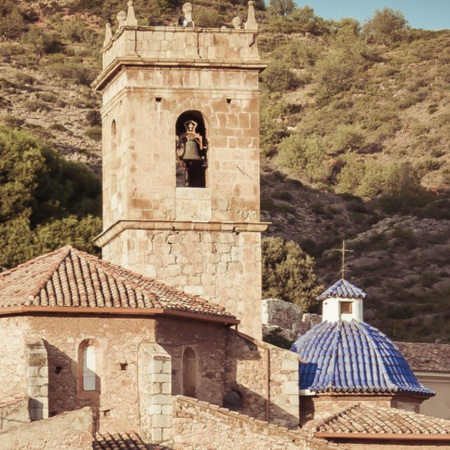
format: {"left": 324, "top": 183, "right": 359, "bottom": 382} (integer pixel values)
{"left": 226, "top": 330, "right": 299, "bottom": 428}
{"left": 102, "top": 28, "right": 261, "bottom": 69}
{"left": 0, "top": 397, "right": 30, "bottom": 433}
{"left": 103, "top": 229, "right": 262, "bottom": 338}
{"left": 171, "top": 396, "right": 334, "bottom": 450}
{"left": 333, "top": 442, "right": 450, "bottom": 450}
{"left": 0, "top": 317, "right": 30, "bottom": 400}
{"left": 0, "top": 407, "right": 94, "bottom": 450}
{"left": 26, "top": 315, "right": 157, "bottom": 433}
{"left": 156, "top": 319, "right": 228, "bottom": 407}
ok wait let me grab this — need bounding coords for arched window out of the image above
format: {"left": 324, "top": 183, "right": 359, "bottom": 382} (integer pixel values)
{"left": 82, "top": 345, "right": 96, "bottom": 391}
{"left": 182, "top": 347, "right": 197, "bottom": 398}
{"left": 175, "top": 111, "right": 208, "bottom": 188}
{"left": 78, "top": 340, "right": 99, "bottom": 394}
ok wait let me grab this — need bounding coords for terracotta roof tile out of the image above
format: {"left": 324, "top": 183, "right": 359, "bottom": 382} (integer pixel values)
{"left": 0, "top": 246, "right": 235, "bottom": 321}
{"left": 93, "top": 432, "right": 169, "bottom": 449}
{"left": 309, "top": 403, "right": 450, "bottom": 436}
{"left": 396, "top": 342, "right": 450, "bottom": 373}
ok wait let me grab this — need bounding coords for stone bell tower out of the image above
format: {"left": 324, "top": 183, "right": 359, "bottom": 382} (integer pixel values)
{"left": 93, "top": 1, "right": 267, "bottom": 338}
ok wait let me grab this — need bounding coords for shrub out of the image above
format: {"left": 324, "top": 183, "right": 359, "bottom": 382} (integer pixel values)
{"left": 86, "top": 109, "right": 101, "bottom": 127}
{"left": 47, "top": 62, "right": 97, "bottom": 86}
{"left": 260, "top": 60, "right": 299, "bottom": 92}
{"left": 0, "top": 1, "right": 25, "bottom": 40}
{"left": 23, "top": 99, "right": 52, "bottom": 112}
{"left": 84, "top": 126, "right": 102, "bottom": 141}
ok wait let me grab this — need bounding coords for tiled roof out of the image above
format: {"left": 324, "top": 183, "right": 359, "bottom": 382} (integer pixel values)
{"left": 0, "top": 246, "right": 235, "bottom": 321}
{"left": 317, "top": 279, "right": 366, "bottom": 301}
{"left": 309, "top": 403, "right": 450, "bottom": 437}
{"left": 396, "top": 341, "right": 450, "bottom": 373}
{"left": 93, "top": 432, "right": 168, "bottom": 449}
{"left": 291, "top": 320, "right": 434, "bottom": 396}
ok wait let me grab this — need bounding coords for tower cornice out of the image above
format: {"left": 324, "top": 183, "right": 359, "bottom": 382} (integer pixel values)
{"left": 94, "top": 219, "right": 269, "bottom": 247}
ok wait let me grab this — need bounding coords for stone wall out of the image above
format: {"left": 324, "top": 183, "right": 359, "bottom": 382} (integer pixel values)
{"left": 0, "top": 407, "right": 94, "bottom": 450}
{"left": 329, "top": 441, "right": 450, "bottom": 450}
{"left": 0, "top": 317, "right": 30, "bottom": 399}
{"left": 0, "top": 397, "right": 30, "bottom": 433}
{"left": 26, "top": 315, "right": 157, "bottom": 433}
{"left": 104, "top": 229, "right": 262, "bottom": 338}
{"left": 225, "top": 329, "right": 299, "bottom": 428}
{"left": 102, "top": 27, "right": 261, "bottom": 69}
{"left": 171, "top": 396, "right": 333, "bottom": 450}
{"left": 26, "top": 339, "right": 49, "bottom": 420}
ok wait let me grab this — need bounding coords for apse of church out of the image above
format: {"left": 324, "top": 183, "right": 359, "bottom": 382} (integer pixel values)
{"left": 93, "top": 1, "right": 268, "bottom": 338}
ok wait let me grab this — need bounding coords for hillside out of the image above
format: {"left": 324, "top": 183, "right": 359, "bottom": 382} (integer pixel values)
{"left": 0, "top": 0, "right": 449, "bottom": 343}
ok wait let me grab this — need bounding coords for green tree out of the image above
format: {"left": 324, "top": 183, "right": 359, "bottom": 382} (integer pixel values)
{"left": 278, "top": 133, "right": 330, "bottom": 183}
{"left": 363, "top": 7, "right": 409, "bottom": 45}
{"left": 268, "top": 0, "right": 295, "bottom": 17}
{"left": 0, "top": 126, "right": 101, "bottom": 269}
{"left": 262, "top": 237, "right": 323, "bottom": 311}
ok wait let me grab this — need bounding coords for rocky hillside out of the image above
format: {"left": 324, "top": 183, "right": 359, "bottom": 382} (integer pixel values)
{"left": 0, "top": 0, "right": 449, "bottom": 343}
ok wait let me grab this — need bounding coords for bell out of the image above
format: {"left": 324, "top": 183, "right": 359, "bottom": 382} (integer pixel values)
{"left": 183, "top": 140, "right": 202, "bottom": 161}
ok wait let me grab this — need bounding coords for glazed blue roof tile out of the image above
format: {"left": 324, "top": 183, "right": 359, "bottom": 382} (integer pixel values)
{"left": 291, "top": 320, "right": 434, "bottom": 397}
{"left": 317, "top": 279, "right": 366, "bottom": 301}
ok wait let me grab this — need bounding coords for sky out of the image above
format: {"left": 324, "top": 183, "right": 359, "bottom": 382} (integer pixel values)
{"left": 298, "top": 1, "right": 450, "bottom": 30}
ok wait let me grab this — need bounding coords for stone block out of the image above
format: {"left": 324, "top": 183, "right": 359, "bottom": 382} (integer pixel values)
{"left": 153, "top": 414, "right": 172, "bottom": 428}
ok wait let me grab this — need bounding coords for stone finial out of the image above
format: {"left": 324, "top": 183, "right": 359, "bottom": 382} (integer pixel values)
{"left": 117, "top": 10, "right": 127, "bottom": 29}
{"left": 232, "top": 17, "right": 242, "bottom": 29}
{"left": 181, "top": 2, "right": 194, "bottom": 26}
{"left": 245, "top": 1, "right": 258, "bottom": 31}
{"left": 126, "top": 0, "right": 138, "bottom": 26}
{"left": 103, "top": 22, "right": 113, "bottom": 47}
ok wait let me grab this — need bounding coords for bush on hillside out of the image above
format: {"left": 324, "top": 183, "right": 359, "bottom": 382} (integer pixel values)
{"left": 262, "top": 236, "right": 323, "bottom": 311}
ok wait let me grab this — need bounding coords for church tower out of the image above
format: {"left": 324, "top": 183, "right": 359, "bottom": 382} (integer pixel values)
{"left": 93, "top": 2, "right": 267, "bottom": 337}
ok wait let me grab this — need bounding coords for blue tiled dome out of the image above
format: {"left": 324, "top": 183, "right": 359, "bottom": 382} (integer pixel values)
{"left": 291, "top": 320, "right": 434, "bottom": 396}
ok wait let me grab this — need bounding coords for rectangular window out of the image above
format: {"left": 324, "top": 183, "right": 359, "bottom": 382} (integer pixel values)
{"left": 340, "top": 301, "right": 352, "bottom": 315}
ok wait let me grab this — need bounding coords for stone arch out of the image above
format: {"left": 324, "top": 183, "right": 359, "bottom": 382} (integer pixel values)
{"left": 175, "top": 111, "right": 208, "bottom": 188}
{"left": 182, "top": 347, "right": 197, "bottom": 398}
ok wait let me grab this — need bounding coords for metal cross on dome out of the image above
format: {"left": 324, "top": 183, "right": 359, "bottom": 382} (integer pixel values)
{"left": 331, "top": 240, "right": 354, "bottom": 279}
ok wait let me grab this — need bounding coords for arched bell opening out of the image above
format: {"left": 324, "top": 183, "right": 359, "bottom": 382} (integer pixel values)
{"left": 175, "top": 111, "right": 208, "bottom": 188}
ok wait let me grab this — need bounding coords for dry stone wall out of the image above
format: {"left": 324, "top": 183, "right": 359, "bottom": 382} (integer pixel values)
{"left": 171, "top": 396, "right": 334, "bottom": 450}
{"left": 0, "top": 407, "right": 94, "bottom": 450}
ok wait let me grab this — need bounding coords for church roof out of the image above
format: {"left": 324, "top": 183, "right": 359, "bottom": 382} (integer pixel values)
{"left": 307, "top": 403, "right": 450, "bottom": 438}
{"left": 93, "top": 431, "right": 168, "bottom": 449}
{"left": 317, "top": 279, "right": 366, "bottom": 301}
{"left": 396, "top": 341, "right": 450, "bottom": 374}
{"left": 291, "top": 320, "right": 434, "bottom": 396}
{"left": 0, "top": 246, "right": 237, "bottom": 323}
